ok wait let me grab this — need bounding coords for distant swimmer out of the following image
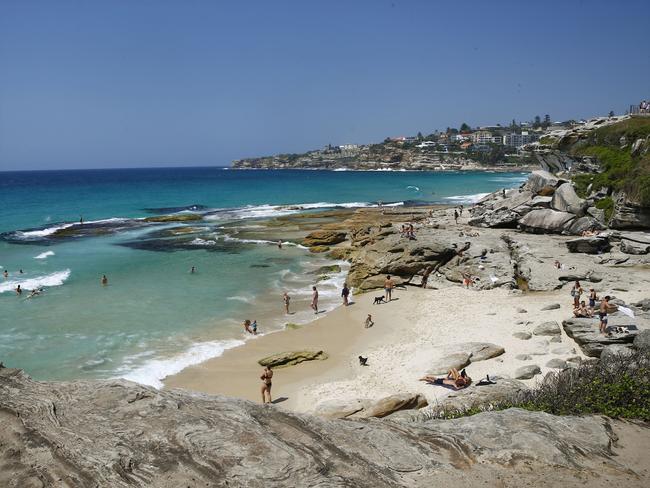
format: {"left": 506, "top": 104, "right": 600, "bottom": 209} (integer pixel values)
{"left": 27, "top": 288, "right": 43, "bottom": 299}
{"left": 251, "top": 320, "right": 258, "bottom": 335}
{"left": 311, "top": 286, "right": 319, "bottom": 314}
{"left": 19, "top": 269, "right": 24, "bottom": 274}
{"left": 283, "top": 292, "right": 291, "bottom": 314}
{"left": 277, "top": 240, "right": 282, "bottom": 249}
{"left": 190, "top": 266, "right": 196, "bottom": 273}
{"left": 3, "top": 270, "right": 8, "bottom": 278}
{"left": 101, "top": 275, "right": 108, "bottom": 286}
{"left": 80, "top": 215, "right": 83, "bottom": 224}
{"left": 16, "top": 284, "right": 22, "bottom": 295}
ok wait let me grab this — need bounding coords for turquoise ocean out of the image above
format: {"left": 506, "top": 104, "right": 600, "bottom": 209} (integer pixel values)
{"left": 0, "top": 168, "right": 528, "bottom": 387}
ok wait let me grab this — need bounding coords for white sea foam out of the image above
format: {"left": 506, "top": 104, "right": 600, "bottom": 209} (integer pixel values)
{"left": 444, "top": 193, "right": 490, "bottom": 204}
{"left": 116, "top": 339, "right": 245, "bottom": 388}
{"left": 227, "top": 295, "right": 255, "bottom": 303}
{"left": 0, "top": 269, "right": 71, "bottom": 294}
{"left": 205, "top": 201, "right": 387, "bottom": 222}
{"left": 34, "top": 251, "right": 55, "bottom": 259}
{"left": 190, "top": 238, "right": 217, "bottom": 246}
{"left": 17, "top": 223, "right": 74, "bottom": 238}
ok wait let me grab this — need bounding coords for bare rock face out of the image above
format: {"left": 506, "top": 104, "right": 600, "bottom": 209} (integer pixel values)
{"left": 1, "top": 368, "right": 644, "bottom": 487}
{"left": 352, "top": 393, "right": 428, "bottom": 419}
{"left": 565, "top": 236, "right": 612, "bottom": 254}
{"left": 524, "top": 170, "right": 561, "bottom": 194}
{"left": 610, "top": 192, "right": 650, "bottom": 230}
{"left": 427, "top": 352, "right": 472, "bottom": 375}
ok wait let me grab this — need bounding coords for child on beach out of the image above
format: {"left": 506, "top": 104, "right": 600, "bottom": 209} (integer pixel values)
{"left": 251, "top": 320, "right": 258, "bottom": 335}
{"left": 311, "top": 286, "right": 319, "bottom": 314}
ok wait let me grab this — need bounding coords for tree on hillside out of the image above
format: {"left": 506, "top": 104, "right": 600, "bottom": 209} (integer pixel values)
{"left": 459, "top": 122, "right": 471, "bottom": 132}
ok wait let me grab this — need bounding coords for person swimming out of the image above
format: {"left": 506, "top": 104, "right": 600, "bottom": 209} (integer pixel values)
{"left": 16, "top": 284, "right": 22, "bottom": 295}
{"left": 190, "top": 266, "right": 196, "bottom": 273}
{"left": 101, "top": 275, "right": 108, "bottom": 286}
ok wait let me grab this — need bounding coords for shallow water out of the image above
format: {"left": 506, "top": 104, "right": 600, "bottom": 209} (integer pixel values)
{"left": 0, "top": 168, "right": 528, "bottom": 386}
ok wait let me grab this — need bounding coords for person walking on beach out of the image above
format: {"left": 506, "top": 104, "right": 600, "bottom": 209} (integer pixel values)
{"left": 283, "top": 292, "right": 291, "bottom": 314}
{"left": 571, "top": 280, "right": 583, "bottom": 308}
{"left": 101, "top": 275, "right": 108, "bottom": 286}
{"left": 454, "top": 209, "right": 459, "bottom": 224}
{"left": 311, "top": 286, "right": 319, "bottom": 314}
{"left": 260, "top": 365, "right": 273, "bottom": 403}
{"left": 384, "top": 275, "right": 395, "bottom": 302}
{"left": 341, "top": 283, "right": 350, "bottom": 306}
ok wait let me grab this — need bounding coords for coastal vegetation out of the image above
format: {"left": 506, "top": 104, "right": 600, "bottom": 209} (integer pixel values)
{"left": 570, "top": 117, "right": 650, "bottom": 206}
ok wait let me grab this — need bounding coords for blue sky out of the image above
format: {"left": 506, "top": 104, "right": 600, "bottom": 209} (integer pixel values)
{"left": 1, "top": 0, "right": 649, "bottom": 170}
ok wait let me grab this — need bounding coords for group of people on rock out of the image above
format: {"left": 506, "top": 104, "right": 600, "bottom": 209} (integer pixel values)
{"left": 400, "top": 223, "right": 416, "bottom": 240}
{"left": 571, "top": 280, "right": 615, "bottom": 335}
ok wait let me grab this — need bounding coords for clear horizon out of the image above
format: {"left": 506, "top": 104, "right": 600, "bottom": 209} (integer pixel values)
{"left": 1, "top": 0, "right": 649, "bottom": 171}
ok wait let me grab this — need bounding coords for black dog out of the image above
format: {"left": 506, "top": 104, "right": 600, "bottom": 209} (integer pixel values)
{"left": 359, "top": 356, "right": 368, "bottom": 366}
{"left": 373, "top": 296, "right": 386, "bottom": 304}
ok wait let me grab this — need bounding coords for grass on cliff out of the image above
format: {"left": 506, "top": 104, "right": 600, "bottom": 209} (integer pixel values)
{"left": 571, "top": 117, "right": 650, "bottom": 206}
{"left": 421, "top": 348, "right": 650, "bottom": 421}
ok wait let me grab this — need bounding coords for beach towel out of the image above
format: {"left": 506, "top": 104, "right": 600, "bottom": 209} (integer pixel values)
{"left": 617, "top": 305, "right": 635, "bottom": 318}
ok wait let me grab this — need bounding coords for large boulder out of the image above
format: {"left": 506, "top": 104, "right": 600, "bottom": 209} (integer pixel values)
{"left": 565, "top": 236, "right": 611, "bottom": 254}
{"left": 551, "top": 183, "right": 586, "bottom": 215}
{"left": 525, "top": 170, "right": 560, "bottom": 194}
{"left": 563, "top": 216, "right": 604, "bottom": 235}
{"left": 314, "top": 399, "right": 367, "bottom": 419}
{"left": 619, "top": 233, "right": 650, "bottom": 255}
{"left": 461, "top": 342, "right": 506, "bottom": 362}
{"left": 468, "top": 208, "right": 520, "bottom": 228}
{"left": 518, "top": 209, "right": 575, "bottom": 234}
{"left": 258, "top": 350, "right": 328, "bottom": 368}
{"left": 610, "top": 193, "right": 650, "bottom": 230}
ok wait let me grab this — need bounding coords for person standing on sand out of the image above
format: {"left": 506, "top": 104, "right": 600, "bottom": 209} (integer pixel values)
{"left": 341, "top": 283, "right": 350, "bottom": 306}
{"left": 260, "top": 365, "right": 273, "bottom": 403}
{"left": 311, "top": 286, "right": 319, "bottom": 314}
{"left": 251, "top": 320, "right": 258, "bottom": 335}
{"left": 384, "top": 275, "right": 395, "bottom": 301}
{"left": 101, "top": 275, "right": 108, "bottom": 286}
{"left": 283, "top": 292, "right": 291, "bottom": 314}
{"left": 571, "top": 280, "right": 583, "bottom": 308}
{"left": 454, "top": 209, "right": 459, "bottom": 224}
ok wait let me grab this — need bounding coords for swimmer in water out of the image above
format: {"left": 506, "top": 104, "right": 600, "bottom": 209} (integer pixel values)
{"left": 190, "top": 266, "right": 196, "bottom": 273}
{"left": 27, "top": 288, "right": 43, "bottom": 299}
{"left": 16, "top": 284, "right": 22, "bottom": 295}
{"left": 3, "top": 270, "right": 8, "bottom": 278}
{"left": 277, "top": 240, "right": 282, "bottom": 249}
{"left": 251, "top": 320, "right": 258, "bottom": 335}
{"left": 101, "top": 275, "right": 108, "bottom": 286}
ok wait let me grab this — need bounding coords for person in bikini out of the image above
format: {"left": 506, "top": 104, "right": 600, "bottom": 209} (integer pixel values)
{"left": 588, "top": 287, "right": 598, "bottom": 311}
{"left": 260, "top": 365, "right": 273, "bottom": 403}
{"left": 420, "top": 368, "right": 471, "bottom": 390}
{"left": 311, "top": 286, "right": 319, "bottom": 314}
{"left": 283, "top": 292, "right": 291, "bottom": 314}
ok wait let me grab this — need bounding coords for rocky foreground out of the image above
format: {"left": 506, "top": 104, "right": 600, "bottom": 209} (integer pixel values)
{"left": 1, "top": 365, "right": 649, "bottom": 488}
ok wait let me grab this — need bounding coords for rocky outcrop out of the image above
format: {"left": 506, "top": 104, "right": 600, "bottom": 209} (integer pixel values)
{"left": 258, "top": 350, "right": 328, "bottom": 368}
{"left": 427, "top": 343, "right": 505, "bottom": 375}
{"left": 302, "top": 230, "right": 347, "bottom": 247}
{"left": 619, "top": 233, "right": 650, "bottom": 255}
{"left": 562, "top": 316, "right": 641, "bottom": 357}
{"left": 524, "top": 170, "right": 562, "bottom": 194}
{"left": 427, "top": 353, "right": 472, "bottom": 375}
{"left": 610, "top": 192, "right": 650, "bottom": 230}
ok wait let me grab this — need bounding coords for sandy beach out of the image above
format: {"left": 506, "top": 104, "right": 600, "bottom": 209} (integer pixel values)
{"left": 166, "top": 203, "right": 650, "bottom": 416}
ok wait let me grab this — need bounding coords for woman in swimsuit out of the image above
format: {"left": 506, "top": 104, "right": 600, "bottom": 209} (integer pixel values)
{"left": 260, "top": 366, "right": 273, "bottom": 403}
{"left": 588, "top": 288, "right": 597, "bottom": 310}
{"left": 283, "top": 292, "right": 291, "bottom": 314}
{"left": 419, "top": 368, "right": 471, "bottom": 390}
{"left": 571, "top": 280, "right": 583, "bottom": 308}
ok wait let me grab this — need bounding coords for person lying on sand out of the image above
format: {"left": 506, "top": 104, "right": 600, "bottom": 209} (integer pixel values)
{"left": 573, "top": 300, "right": 593, "bottom": 318}
{"left": 419, "top": 368, "right": 471, "bottom": 390}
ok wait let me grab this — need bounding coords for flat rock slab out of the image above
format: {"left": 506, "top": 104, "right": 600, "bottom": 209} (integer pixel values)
{"left": 533, "top": 321, "right": 561, "bottom": 336}
{"left": 514, "top": 364, "right": 542, "bottom": 379}
{"left": 314, "top": 399, "right": 367, "bottom": 419}
{"left": 562, "top": 318, "right": 637, "bottom": 357}
{"left": 258, "top": 350, "right": 328, "bottom": 368}
{"left": 565, "top": 236, "right": 611, "bottom": 254}
{"left": 541, "top": 303, "right": 561, "bottom": 311}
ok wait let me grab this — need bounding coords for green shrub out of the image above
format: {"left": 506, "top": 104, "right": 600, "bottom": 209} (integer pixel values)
{"left": 595, "top": 196, "right": 615, "bottom": 221}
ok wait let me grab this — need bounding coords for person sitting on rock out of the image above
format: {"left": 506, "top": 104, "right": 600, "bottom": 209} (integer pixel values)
{"left": 573, "top": 300, "right": 592, "bottom": 318}
{"left": 419, "top": 368, "right": 471, "bottom": 390}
